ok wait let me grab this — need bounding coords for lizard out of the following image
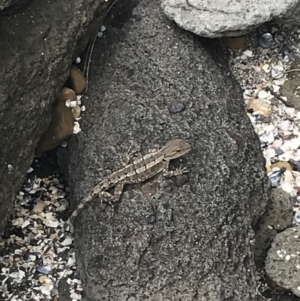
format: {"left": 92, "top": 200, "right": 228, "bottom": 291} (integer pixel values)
{"left": 45, "top": 139, "right": 191, "bottom": 249}
{"left": 67, "top": 138, "right": 191, "bottom": 224}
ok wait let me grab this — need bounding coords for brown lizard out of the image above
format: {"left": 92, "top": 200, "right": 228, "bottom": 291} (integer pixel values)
{"left": 68, "top": 138, "right": 191, "bottom": 222}
{"left": 43, "top": 139, "right": 191, "bottom": 254}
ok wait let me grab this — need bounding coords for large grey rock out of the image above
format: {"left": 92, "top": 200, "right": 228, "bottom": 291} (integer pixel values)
{"left": 161, "top": 0, "right": 300, "bottom": 37}
{"left": 266, "top": 227, "right": 300, "bottom": 297}
{"left": 58, "top": 0, "right": 270, "bottom": 300}
{"left": 0, "top": 0, "right": 116, "bottom": 234}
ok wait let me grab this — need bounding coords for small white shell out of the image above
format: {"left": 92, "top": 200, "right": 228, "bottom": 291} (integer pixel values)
{"left": 73, "top": 122, "right": 81, "bottom": 134}
{"left": 27, "top": 167, "right": 34, "bottom": 173}
{"left": 258, "top": 90, "right": 268, "bottom": 99}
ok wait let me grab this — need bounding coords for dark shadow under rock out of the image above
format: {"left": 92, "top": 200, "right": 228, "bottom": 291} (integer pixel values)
{"left": 57, "top": 0, "right": 271, "bottom": 300}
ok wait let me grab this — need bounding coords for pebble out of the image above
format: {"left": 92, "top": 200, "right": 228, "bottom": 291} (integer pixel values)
{"left": 274, "top": 148, "right": 284, "bottom": 156}
{"left": 168, "top": 100, "right": 186, "bottom": 114}
{"left": 258, "top": 33, "right": 273, "bottom": 49}
{"left": 61, "top": 141, "right": 68, "bottom": 147}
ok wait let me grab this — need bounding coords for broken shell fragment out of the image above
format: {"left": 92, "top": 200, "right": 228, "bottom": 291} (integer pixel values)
{"left": 271, "top": 65, "right": 284, "bottom": 79}
{"left": 247, "top": 98, "right": 272, "bottom": 116}
{"left": 73, "top": 122, "right": 81, "bottom": 134}
{"left": 37, "top": 265, "right": 51, "bottom": 275}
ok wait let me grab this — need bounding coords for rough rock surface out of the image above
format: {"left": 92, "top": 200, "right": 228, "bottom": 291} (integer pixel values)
{"left": 253, "top": 188, "right": 293, "bottom": 268}
{"left": 161, "top": 0, "right": 300, "bottom": 38}
{"left": 58, "top": 0, "right": 271, "bottom": 300}
{"left": 266, "top": 227, "right": 300, "bottom": 297}
{"left": 0, "top": 0, "right": 116, "bottom": 234}
{"left": 0, "top": 0, "right": 30, "bottom": 13}
{"left": 281, "top": 57, "right": 300, "bottom": 111}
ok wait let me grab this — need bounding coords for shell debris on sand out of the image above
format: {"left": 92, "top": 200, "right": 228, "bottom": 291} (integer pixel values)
{"left": 0, "top": 168, "right": 83, "bottom": 300}
{"left": 229, "top": 25, "right": 300, "bottom": 223}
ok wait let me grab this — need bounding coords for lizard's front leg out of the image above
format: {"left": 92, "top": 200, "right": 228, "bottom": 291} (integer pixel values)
{"left": 100, "top": 182, "right": 125, "bottom": 203}
{"left": 163, "top": 163, "right": 189, "bottom": 177}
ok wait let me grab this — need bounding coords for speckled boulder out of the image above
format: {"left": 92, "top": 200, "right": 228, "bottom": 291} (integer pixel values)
{"left": 161, "top": 0, "right": 300, "bottom": 38}
{"left": 254, "top": 188, "right": 293, "bottom": 267}
{"left": 266, "top": 227, "right": 300, "bottom": 296}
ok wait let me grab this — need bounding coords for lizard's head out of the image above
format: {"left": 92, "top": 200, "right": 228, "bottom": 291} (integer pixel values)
{"left": 163, "top": 139, "right": 191, "bottom": 160}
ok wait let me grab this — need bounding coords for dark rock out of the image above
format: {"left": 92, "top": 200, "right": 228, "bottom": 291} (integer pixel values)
{"left": 254, "top": 188, "right": 293, "bottom": 268}
{"left": 0, "top": 0, "right": 116, "bottom": 233}
{"left": 58, "top": 0, "right": 270, "bottom": 300}
{"left": 266, "top": 227, "right": 300, "bottom": 297}
{"left": 281, "top": 57, "right": 300, "bottom": 110}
